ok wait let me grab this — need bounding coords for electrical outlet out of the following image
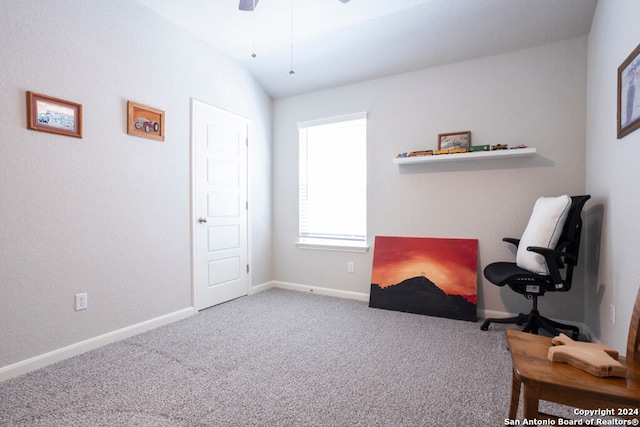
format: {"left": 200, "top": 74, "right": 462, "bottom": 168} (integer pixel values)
{"left": 610, "top": 304, "right": 615, "bottom": 325}
{"left": 347, "top": 262, "right": 355, "bottom": 273}
{"left": 75, "top": 293, "right": 88, "bottom": 311}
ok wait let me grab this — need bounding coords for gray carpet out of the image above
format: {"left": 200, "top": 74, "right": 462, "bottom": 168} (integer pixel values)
{"left": 1, "top": 288, "right": 577, "bottom": 426}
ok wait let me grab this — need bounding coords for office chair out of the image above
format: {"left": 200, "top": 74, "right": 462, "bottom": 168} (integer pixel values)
{"left": 481, "top": 195, "right": 591, "bottom": 339}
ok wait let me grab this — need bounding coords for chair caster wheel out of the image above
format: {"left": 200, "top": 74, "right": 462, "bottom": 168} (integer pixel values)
{"left": 481, "top": 321, "right": 490, "bottom": 331}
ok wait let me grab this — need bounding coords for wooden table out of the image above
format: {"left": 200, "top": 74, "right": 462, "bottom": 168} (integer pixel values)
{"left": 506, "top": 329, "right": 640, "bottom": 421}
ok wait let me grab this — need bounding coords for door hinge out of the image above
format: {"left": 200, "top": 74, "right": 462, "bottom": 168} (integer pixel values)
{"left": 246, "top": 137, "right": 248, "bottom": 147}
{"left": 245, "top": 201, "right": 248, "bottom": 210}
{"left": 246, "top": 264, "right": 250, "bottom": 273}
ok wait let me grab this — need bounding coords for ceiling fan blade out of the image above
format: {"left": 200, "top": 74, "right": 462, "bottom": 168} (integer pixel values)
{"left": 239, "top": 0, "right": 258, "bottom": 11}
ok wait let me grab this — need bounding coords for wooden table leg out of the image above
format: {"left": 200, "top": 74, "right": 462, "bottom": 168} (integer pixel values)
{"left": 522, "top": 383, "right": 541, "bottom": 420}
{"left": 509, "top": 367, "right": 521, "bottom": 419}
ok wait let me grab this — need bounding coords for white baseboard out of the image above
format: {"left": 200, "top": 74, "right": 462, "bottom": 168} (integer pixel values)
{"left": 253, "top": 280, "right": 370, "bottom": 302}
{"left": 478, "top": 308, "right": 513, "bottom": 320}
{"left": 0, "top": 307, "right": 195, "bottom": 383}
{"left": 250, "top": 281, "right": 277, "bottom": 295}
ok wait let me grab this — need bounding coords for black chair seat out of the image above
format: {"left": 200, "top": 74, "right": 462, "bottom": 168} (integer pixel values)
{"left": 483, "top": 262, "right": 544, "bottom": 287}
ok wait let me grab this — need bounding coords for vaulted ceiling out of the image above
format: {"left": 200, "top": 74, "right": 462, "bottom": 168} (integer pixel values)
{"left": 137, "top": 0, "right": 598, "bottom": 99}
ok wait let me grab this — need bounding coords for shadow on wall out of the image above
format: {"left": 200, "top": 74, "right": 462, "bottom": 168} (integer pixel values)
{"left": 583, "top": 204, "right": 605, "bottom": 338}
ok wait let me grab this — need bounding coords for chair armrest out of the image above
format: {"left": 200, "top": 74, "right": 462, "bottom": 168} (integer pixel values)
{"left": 503, "top": 237, "right": 520, "bottom": 248}
{"left": 526, "top": 246, "right": 576, "bottom": 263}
{"left": 526, "top": 246, "right": 575, "bottom": 285}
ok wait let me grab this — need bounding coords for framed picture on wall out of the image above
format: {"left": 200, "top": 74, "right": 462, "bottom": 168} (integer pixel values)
{"left": 438, "top": 131, "right": 471, "bottom": 150}
{"left": 618, "top": 42, "right": 640, "bottom": 139}
{"left": 127, "top": 101, "right": 165, "bottom": 141}
{"left": 27, "top": 91, "right": 83, "bottom": 138}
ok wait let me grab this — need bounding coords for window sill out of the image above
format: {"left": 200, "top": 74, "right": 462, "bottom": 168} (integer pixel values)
{"left": 295, "top": 239, "right": 369, "bottom": 253}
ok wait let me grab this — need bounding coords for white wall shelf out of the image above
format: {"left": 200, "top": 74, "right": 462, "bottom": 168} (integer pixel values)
{"left": 393, "top": 147, "right": 536, "bottom": 165}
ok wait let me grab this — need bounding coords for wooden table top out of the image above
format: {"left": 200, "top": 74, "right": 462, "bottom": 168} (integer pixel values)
{"left": 507, "top": 330, "right": 640, "bottom": 404}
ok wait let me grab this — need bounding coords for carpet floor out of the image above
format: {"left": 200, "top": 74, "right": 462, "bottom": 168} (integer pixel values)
{"left": 1, "top": 288, "right": 580, "bottom": 426}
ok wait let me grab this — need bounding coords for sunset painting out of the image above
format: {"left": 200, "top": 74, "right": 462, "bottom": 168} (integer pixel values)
{"left": 369, "top": 236, "right": 478, "bottom": 321}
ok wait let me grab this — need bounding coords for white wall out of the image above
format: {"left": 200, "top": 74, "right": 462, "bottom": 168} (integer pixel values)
{"left": 585, "top": 0, "right": 640, "bottom": 353}
{"left": 0, "top": 1, "right": 272, "bottom": 370}
{"left": 6, "top": 0, "right": 624, "bottom": 376}
{"left": 273, "top": 37, "right": 588, "bottom": 321}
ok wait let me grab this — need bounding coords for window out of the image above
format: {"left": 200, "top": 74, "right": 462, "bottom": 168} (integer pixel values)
{"left": 297, "top": 112, "right": 367, "bottom": 252}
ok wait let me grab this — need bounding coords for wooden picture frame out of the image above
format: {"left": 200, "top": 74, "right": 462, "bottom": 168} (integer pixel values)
{"left": 438, "top": 131, "right": 471, "bottom": 150}
{"left": 27, "top": 91, "right": 82, "bottom": 138}
{"left": 618, "top": 42, "right": 640, "bottom": 139}
{"left": 127, "top": 101, "right": 165, "bottom": 141}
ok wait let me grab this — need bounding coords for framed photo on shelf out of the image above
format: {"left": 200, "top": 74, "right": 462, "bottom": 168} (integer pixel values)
{"left": 27, "top": 91, "right": 82, "bottom": 138}
{"left": 618, "top": 42, "right": 640, "bottom": 139}
{"left": 438, "top": 131, "right": 471, "bottom": 150}
{"left": 127, "top": 101, "right": 165, "bottom": 141}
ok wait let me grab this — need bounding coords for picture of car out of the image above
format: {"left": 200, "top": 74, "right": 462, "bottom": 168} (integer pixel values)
{"left": 134, "top": 117, "right": 159, "bottom": 133}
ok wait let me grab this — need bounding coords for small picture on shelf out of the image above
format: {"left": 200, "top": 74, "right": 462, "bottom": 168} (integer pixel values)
{"left": 438, "top": 131, "right": 471, "bottom": 150}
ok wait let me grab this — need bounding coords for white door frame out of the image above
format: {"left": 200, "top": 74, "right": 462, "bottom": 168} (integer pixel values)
{"left": 190, "top": 98, "right": 251, "bottom": 310}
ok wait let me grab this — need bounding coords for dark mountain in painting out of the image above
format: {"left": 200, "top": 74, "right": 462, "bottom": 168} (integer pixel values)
{"left": 369, "top": 276, "right": 477, "bottom": 322}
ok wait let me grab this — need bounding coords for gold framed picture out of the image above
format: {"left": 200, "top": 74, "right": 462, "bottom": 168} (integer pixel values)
{"left": 127, "top": 101, "right": 165, "bottom": 141}
{"left": 27, "top": 91, "right": 82, "bottom": 138}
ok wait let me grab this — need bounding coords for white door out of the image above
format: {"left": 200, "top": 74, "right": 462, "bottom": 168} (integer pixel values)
{"left": 192, "top": 100, "right": 248, "bottom": 311}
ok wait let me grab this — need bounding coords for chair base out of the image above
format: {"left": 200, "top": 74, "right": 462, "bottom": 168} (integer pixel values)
{"left": 481, "top": 309, "right": 579, "bottom": 340}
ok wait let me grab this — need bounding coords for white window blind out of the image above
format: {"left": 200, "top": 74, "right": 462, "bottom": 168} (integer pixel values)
{"left": 298, "top": 112, "right": 367, "bottom": 248}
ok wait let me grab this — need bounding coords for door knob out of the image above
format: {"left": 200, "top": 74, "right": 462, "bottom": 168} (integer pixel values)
{"left": 198, "top": 217, "right": 207, "bottom": 224}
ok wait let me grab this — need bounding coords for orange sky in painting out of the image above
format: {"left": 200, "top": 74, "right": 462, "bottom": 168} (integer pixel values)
{"left": 371, "top": 236, "right": 478, "bottom": 303}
